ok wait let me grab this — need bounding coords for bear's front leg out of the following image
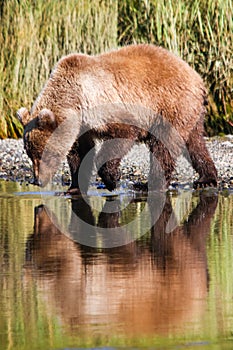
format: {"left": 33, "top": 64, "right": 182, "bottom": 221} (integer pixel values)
{"left": 96, "top": 138, "right": 135, "bottom": 191}
{"left": 67, "top": 133, "right": 95, "bottom": 194}
{"left": 66, "top": 139, "right": 81, "bottom": 194}
{"left": 98, "top": 159, "right": 121, "bottom": 191}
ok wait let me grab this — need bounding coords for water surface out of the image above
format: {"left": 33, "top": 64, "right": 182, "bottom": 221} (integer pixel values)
{"left": 0, "top": 181, "right": 233, "bottom": 350}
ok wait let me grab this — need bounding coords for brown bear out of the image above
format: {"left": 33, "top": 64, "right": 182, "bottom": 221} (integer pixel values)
{"left": 17, "top": 44, "right": 217, "bottom": 193}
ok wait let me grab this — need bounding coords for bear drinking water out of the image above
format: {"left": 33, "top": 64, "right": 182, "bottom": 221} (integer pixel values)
{"left": 17, "top": 44, "right": 217, "bottom": 192}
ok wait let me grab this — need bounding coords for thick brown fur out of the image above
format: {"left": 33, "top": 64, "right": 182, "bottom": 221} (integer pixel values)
{"left": 17, "top": 44, "right": 217, "bottom": 191}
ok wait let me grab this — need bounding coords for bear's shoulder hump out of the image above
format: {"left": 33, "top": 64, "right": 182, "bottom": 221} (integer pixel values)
{"left": 58, "top": 53, "right": 92, "bottom": 70}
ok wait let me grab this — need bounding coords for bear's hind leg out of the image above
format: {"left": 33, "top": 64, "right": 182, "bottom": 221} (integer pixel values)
{"left": 186, "top": 124, "right": 217, "bottom": 188}
{"left": 148, "top": 138, "right": 176, "bottom": 191}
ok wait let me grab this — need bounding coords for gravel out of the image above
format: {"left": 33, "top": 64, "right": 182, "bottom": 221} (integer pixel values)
{"left": 0, "top": 136, "right": 232, "bottom": 190}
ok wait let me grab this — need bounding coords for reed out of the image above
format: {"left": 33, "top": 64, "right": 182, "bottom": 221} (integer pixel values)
{"left": 0, "top": 0, "right": 232, "bottom": 138}
{"left": 118, "top": 0, "right": 233, "bottom": 135}
{"left": 0, "top": 0, "right": 117, "bottom": 138}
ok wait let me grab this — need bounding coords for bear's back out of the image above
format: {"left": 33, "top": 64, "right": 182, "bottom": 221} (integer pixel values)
{"left": 47, "top": 44, "right": 206, "bottom": 131}
{"left": 57, "top": 44, "right": 201, "bottom": 87}
{"left": 100, "top": 45, "right": 202, "bottom": 86}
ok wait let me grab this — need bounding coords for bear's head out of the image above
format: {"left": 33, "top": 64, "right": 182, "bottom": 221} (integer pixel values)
{"left": 17, "top": 107, "right": 58, "bottom": 186}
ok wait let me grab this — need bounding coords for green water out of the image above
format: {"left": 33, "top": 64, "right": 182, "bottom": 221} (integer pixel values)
{"left": 0, "top": 180, "right": 233, "bottom": 350}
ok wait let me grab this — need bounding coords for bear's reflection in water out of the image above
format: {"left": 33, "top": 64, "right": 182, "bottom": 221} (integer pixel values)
{"left": 24, "top": 193, "right": 218, "bottom": 337}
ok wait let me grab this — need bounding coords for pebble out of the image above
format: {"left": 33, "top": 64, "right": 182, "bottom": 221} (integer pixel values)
{"left": 0, "top": 137, "right": 232, "bottom": 189}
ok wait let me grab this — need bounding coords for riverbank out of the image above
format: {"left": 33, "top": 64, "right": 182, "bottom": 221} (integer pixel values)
{"left": 0, "top": 137, "right": 232, "bottom": 190}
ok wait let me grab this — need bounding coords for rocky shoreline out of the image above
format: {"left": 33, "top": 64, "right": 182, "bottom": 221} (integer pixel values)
{"left": 0, "top": 136, "right": 233, "bottom": 190}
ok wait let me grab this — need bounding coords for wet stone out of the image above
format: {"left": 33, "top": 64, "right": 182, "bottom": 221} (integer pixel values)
{"left": 0, "top": 137, "right": 232, "bottom": 190}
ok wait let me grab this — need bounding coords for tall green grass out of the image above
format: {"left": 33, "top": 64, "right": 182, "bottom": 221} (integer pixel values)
{"left": 0, "top": 0, "right": 117, "bottom": 138}
{"left": 118, "top": 0, "right": 233, "bottom": 135}
{"left": 0, "top": 0, "right": 232, "bottom": 138}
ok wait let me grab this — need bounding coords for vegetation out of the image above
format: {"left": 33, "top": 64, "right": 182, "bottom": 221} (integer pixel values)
{"left": 0, "top": 0, "right": 117, "bottom": 138}
{"left": 0, "top": 0, "right": 232, "bottom": 138}
{"left": 118, "top": 0, "right": 233, "bottom": 135}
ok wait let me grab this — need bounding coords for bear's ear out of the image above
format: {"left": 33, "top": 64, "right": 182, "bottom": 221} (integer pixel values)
{"left": 16, "top": 107, "right": 31, "bottom": 127}
{"left": 37, "top": 109, "right": 57, "bottom": 131}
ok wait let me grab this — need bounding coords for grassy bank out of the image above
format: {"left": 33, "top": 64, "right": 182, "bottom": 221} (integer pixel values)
{"left": 0, "top": 0, "right": 232, "bottom": 138}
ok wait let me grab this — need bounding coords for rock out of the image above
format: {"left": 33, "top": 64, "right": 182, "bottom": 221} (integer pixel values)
{"left": 0, "top": 136, "right": 232, "bottom": 190}
{"left": 221, "top": 141, "right": 233, "bottom": 148}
